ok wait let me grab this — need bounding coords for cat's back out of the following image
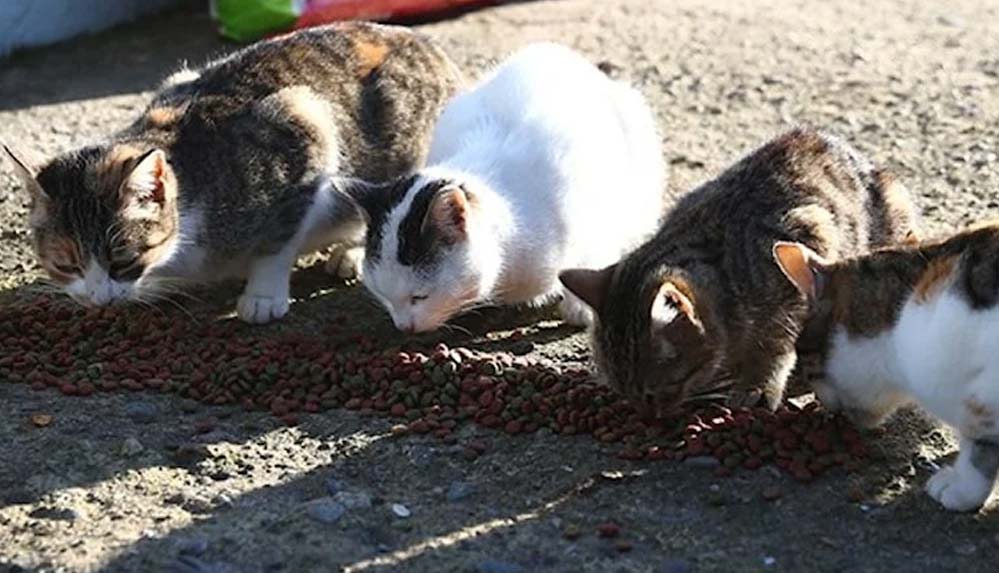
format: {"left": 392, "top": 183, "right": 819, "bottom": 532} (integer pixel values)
{"left": 452, "top": 43, "right": 627, "bottom": 136}
{"left": 160, "top": 22, "right": 455, "bottom": 107}
{"left": 889, "top": 225, "right": 999, "bottom": 424}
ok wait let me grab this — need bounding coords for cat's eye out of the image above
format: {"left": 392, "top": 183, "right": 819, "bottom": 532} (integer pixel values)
{"left": 410, "top": 295, "right": 428, "bottom": 304}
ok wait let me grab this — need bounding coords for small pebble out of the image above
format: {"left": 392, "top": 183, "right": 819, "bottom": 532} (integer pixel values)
{"left": 761, "top": 486, "right": 783, "bottom": 501}
{"left": 662, "top": 558, "right": 693, "bottom": 573}
{"left": 446, "top": 481, "right": 474, "bottom": 502}
{"left": 178, "top": 538, "right": 209, "bottom": 556}
{"left": 120, "top": 437, "right": 145, "bottom": 457}
{"left": 305, "top": 498, "right": 346, "bottom": 524}
{"left": 391, "top": 503, "right": 411, "bottom": 518}
{"left": 477, "top": 560, "right": 525, "bottom": 573}
{"left": 510, "top": 340, "right": 534, "bottom": 356}
{"left": 125, "top": 401, "right": 159, "bottom": 424}
{"left": 763, "top": 556, "right": 777, "bottom": 566}
{"left": 563, "top": 524, "right": 582, "bottom": 541}
{"left": 334, "top": 491, "right": 373, "bottom": 509}
{"left": 28, "top": 506, "right": 78, "bottom": 521}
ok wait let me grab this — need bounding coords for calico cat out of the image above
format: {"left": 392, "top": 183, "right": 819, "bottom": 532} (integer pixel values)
{"left": 560, "top": 128, "right": 919, "bottom": 413}
{"left": 2, "top": 22, "right": 462, "bottom": 323}
{"left": 342, "top": 42, "right": 666, "bottom": 332}
{"left": 774, "top": 222, "right": 999, "bottom": 512}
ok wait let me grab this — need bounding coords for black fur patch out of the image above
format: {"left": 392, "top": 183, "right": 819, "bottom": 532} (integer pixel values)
{"left": 350, "top": 174, "right": 419, "bottom": 263}
{"left": 396, "top": 179, "right": 455, "bottom": 268}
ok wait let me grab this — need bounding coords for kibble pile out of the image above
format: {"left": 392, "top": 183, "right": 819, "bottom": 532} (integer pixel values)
{"left": 0, "top": 295, "right": 866, "bottom": 481}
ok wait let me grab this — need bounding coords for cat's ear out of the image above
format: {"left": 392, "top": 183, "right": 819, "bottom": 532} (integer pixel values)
{"left": 336, "top": 178, "right": 383, "bottom": 223}
{"left": 423, "top": 185, "right": 471, "bottom": 242}
{"left": 120, "top": 149, "right": 175, "bottom": 219}
{"left": 773, "top": 241, "right": 828, "bottom": 301}
{"left": 559, "top": 264, "right": 616, "bottom": 311}
{"left": 2, "top": 144, "right": 47, "bottom": 201}
{"left": 651, "top": 281, "right": 699, "bottom": 330}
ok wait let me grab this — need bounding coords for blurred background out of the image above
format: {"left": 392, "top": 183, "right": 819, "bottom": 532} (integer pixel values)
{"left": 0, "top": 0, "right": 502, "bottom": 56}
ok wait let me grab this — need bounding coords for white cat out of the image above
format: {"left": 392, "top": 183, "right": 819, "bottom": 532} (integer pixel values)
{"left": 344, "top": 42, "right": 666, "bottom": 333}
{"left": 773, "top": 223, "right": 999, "bottom": 512}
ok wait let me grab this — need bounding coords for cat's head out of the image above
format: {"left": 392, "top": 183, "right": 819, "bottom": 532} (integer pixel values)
{"left": 3, "top": 143, "right": 181, "bottom": 307}
{"left": 343, "top": 174, "right": 494, "bottom": 332}
{"left": 772, "top": 241, "right": 907, "bottom": 427}
{"left": 560, "top": 264, "right": 720, "bottom": 415}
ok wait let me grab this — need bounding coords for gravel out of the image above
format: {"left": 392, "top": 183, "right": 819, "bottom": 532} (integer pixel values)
{"left": 304, "top": 498, "right": 347, "bottom": 525}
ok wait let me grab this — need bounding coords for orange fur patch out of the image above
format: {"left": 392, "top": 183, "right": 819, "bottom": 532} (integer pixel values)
{"left": 354, "top": 39, "right": 390, "bottom": 77}
{"left": 146, "top": 106, "right": 182, "bottom": 128}
{"left": 913, "top": 255, "right": 958, "bottom": 303}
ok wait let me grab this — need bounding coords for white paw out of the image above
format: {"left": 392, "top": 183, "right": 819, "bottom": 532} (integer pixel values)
{"left": 926, "top": 465, "right": 991, "bottom": 512}
{"left": 559, "top": 294, "right": 592, "bottom": 327}
{"left": 237, "top": 293, "right": 290, "bottom": 324}
{"left": 324, "top": 245, "right": 364, "bottom": 280}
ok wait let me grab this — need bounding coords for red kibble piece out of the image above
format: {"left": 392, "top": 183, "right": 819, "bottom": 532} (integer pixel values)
{"left": 596, "top": 522, "right": 620, "bottom": 538}
{"left": 390, "top": 403, "right": 407, "bottom": 417}
{"left": 504, "top": 420, "right": 522, "bottom": 435}
{"left": 58, "top": 383, "right": 76, "bottom": 396}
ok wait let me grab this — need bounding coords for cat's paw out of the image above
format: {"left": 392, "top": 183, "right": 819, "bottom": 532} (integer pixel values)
{"left": 926, "top": 465, "right": 991, "bottom": 512}
{"left": 237, "top": 294, "right": 290, "bottom": 324}
{"left": 325, "top": 245, "right": 363, "bottom": 280}
{"left": 559, "top": 293, "right": 592, "bottom": 327}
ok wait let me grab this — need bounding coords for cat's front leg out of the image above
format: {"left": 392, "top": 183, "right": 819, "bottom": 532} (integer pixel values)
{"left": 727, "top": 347, "right": 797, "bottom": 411}
{"left": 324, "top": 244, "right": 364, "bottom": 280}
{"left": 926, "top": 436, "right": 999, "bottom": 512}
{"left": 237, "top": 251, "right": 295, "bottom": 324}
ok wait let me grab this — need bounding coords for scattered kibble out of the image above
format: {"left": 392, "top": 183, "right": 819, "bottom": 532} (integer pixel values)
{"left": 0, "top": 295, "right": 869, "bottom": 482}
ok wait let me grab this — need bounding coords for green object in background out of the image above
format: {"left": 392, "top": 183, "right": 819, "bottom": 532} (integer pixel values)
{"left": 212, "top": 0, "right": 302, "bottom": 42}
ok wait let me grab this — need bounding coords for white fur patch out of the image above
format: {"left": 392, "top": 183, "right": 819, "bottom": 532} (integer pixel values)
{"left": 362, "top": 42, "right": 666, "bottom": 332}
{"left": 822, "top": 285, "right": 999, "bottom": 511}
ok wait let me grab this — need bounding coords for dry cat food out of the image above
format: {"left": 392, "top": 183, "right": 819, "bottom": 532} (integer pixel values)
{"left": 0, "top": 295, "right": 866, "bottom": 481}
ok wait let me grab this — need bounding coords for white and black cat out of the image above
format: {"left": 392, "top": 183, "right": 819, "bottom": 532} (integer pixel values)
{"left": 3, "top": 23, "right": 461, "bottom": 323}
{"left": 774, "top": 221, "right": 999, "bottom": 512}
{"left": 344, "top": 42, "right": 667, "bottom": 332}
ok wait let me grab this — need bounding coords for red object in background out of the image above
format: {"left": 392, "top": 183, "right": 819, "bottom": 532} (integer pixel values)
{"left": 295, "top": 0, "right": 498, "bottom": 27}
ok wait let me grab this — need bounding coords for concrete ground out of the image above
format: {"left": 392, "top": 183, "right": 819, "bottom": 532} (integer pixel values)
{"left": 1, "top": 1, "right": 998, "bottom": 572}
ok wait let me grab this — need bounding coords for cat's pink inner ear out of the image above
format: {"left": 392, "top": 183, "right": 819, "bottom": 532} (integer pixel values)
{"left": 123, "top": 149, "right": 173, "bottom": 208}
{"left": 558, "top": 265, "right": 615, "bottom": 311}
{"left": 652, "top": 281, "right": 697, "bottom": 326}
{"left": 773, "top": 242, "right": 818, "bottom": 299}
{"left": 428, "top": 186, "right": 470, "bottom": 240}
{"left": 2, "top": 144, "right": 47, "bottom": 201}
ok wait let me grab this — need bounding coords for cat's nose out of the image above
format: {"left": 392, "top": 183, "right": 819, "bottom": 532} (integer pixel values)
{"left": 394, "top": 317, "right": 415, "bottom": 333}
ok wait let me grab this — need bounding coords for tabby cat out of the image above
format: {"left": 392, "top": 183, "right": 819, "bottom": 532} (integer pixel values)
{"left": 774, "top": 222, "right": 999, "bottom": 511}
{"left": 560, "top": 128, "right": 919, "bottom": 412}
{"left": 3, "top": 22, "right": 462, "bottom": 323}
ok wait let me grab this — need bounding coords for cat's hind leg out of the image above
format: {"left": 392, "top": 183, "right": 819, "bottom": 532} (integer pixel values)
{"left": 926, "top": 436, "right": 999, "bottom": 512}
{"left": 324, "top": 244, "right": 364, "bottom": 280}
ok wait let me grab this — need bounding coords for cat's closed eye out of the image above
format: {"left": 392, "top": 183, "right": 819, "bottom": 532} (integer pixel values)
{"left": 410, "top": 295, "right": 428, "bottom": 304}
{"left": 54, "top": 262, "right": 80, "bottom": 275}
